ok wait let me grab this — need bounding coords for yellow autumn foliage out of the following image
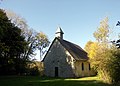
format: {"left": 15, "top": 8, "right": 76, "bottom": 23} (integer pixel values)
{"left": 85, "top": 41, "right": 99, "bottom": 59}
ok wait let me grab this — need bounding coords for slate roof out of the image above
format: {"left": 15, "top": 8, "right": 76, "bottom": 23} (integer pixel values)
{"left": 58, "top": 38, "right": 88, "bottom": 60}
{"left": 43, "top": 38, "right": 88, "bottom": 61}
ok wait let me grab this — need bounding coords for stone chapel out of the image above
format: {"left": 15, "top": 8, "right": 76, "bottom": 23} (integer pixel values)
{"left": 43, "top": 27, "right": 95, "bottom": 77}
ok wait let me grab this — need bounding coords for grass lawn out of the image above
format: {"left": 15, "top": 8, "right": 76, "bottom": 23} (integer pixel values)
{"left": 0, "top": 76, "right": 113, "bottom": 86}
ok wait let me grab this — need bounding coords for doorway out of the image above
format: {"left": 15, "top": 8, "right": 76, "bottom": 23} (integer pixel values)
{"left": 55, "top": 67, "right": 58, "bottom": 77}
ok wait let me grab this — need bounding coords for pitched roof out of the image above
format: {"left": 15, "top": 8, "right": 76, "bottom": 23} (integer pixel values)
{"left": 58, "top": 38, "right": 88, "bottom": 60}
{"left": 43, "top": 38, "right": 88, "bottom": 61}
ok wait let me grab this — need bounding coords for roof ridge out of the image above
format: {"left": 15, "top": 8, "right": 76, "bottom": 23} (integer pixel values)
{"left": 43, "top": 38, "right": 88, "bottom": 62}
{"left": 58, "top": 38, "right": 88, "bottom": 60}
{"left": 62, "top": 39, "right": 86, "bottom": 53}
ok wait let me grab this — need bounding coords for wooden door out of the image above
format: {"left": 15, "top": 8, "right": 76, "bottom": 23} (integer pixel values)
{"left": 55, "top": 67, "right": 58, "bottom": 77}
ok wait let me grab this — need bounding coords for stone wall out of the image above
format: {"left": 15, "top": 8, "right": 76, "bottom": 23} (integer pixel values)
{"left": 44, "top": 39, "right": 75, "bottom": 77}
{"left": 74, "top": 61, "right": 96, "bottom": 77}
{"left": 44, "top": 39, "right": 96, "bottom": 77}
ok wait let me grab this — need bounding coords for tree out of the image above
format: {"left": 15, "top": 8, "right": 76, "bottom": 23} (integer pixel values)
{"left": 85, "top": 41, "right": 100, "bottom": 70}
{"left": 95, "top": 46, "right": 120, "bottom": 84}
{"left": 5, "top": 10, "right": 36, "bottom": 60}
{"left": 84, "top": 40, "right": 93, "bottom": 54}
{"left": 5, "top": 10, "right": 27, "bottom": 30}
{"left": 85, "top": 17, "right": 120, "bottom": 84}
{"left": 5, "top": 10, "right": 50, "bottom": 61}
{"left": 21, "top": 28, "right": 38, "bottom": 60}
{"left": 0, "top": 9, "right": 28, "bottom": 75}
{"left": 84, "top": 41, "right": 99, "bottom": 58}
{"left": 116, "top": 21, "right": 120, "bottom": 26}
{"left": 36, "top": 32, "right": 50, "bottom": 60}
{"left": 111, "top": 21, "right": 120, "bottom": 48}
{"left": 92, "top": 17, "right": 111, "bottom": 82}
{"left": 90, "top": 17, "right": 110, "bottom": 71}
{"left": 93, "top": 17, "right": 109, "bottom": 43}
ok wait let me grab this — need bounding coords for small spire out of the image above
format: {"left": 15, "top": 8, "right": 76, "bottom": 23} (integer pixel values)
{"left": 55, "top": 26, "right": 64, "bottom": 40}
{"left": 56, "top": 26, "right": 64, "bottom": 34}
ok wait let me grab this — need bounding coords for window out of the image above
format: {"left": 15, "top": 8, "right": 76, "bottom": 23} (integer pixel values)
{"left": 89, "top": 63, "right": 91, "bottom": 70}
{"left": 82, "top": 63, "right": 84, "bottom": 71}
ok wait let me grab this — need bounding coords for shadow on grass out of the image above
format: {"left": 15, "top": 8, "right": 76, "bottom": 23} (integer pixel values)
{"left": 0, "top": 76, "right": 113, "bottom": 86}
{"left": 28, "top": 78, "right": 111, "bottom": 86}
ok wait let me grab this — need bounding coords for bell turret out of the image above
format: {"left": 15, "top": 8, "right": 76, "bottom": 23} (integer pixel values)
{"left": 55, "top": 26, "right": 64, "bottom": 40}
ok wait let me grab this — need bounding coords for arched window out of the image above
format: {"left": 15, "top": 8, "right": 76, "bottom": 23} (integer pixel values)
{"left": 89, "top": 63, "right": 91, "bottom": 70}
{"left": 82, "top": 63, "right": 84, "bottom": 71}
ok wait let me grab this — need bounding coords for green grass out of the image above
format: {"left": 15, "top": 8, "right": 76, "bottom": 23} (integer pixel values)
{"left": 0, "top": 76, "right": 113, "bottom": 86}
